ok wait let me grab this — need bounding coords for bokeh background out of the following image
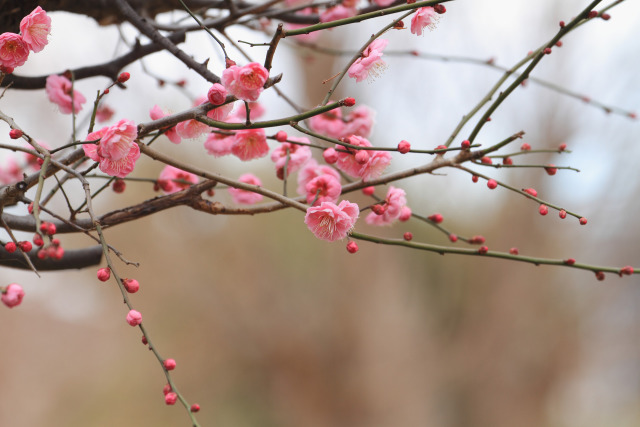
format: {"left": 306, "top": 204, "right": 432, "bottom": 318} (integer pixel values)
{"left": 0, "top": 1, "right": 639, "bottom": 426}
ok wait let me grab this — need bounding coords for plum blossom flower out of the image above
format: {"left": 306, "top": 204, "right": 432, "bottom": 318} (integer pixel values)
{"left": 358, "top": 150, "right": 391, "bottom": 182}
{"left": 20, "top": 6, "right": 51, "bottom": 53}
{"left": 270, "top": 137, "right": 312, "bottom": 179}
{"left": 411, "top": 7, "right": 439, "bottom": 36}
{"left": 221, "top": 62, "right": 269, "bottom": 102}
{"left": 96, "top": 104, "right": 115, "bottom": 123}
{"left": 2, "top": 283, "right": 25, "bottom": 308}
{"left": 335, "top": 135, "right": 373, "bottom": 177}
{"left": 373, "top": 0, "right": 395, "bottom": 6}
{"left": 231, "top": 128, "right": 269, "bottom": 161}
{"left": 46, "top": 74, "right": 86, "bottom": 114}
{"left": 335, "top": 135, "right": 390, "bottom": 181}
{"left": 83, "top": 119, "right": 140, "bottom": 178}
{"left": 176, "top": 96, "right": 233, "bottom": 140}
{"left": 149, "top": 105, "right": 181, "bottom": 144}
{"left": 228, "top": 173, "right": 263, "bottom": 204}
{"left": 309, "top": 108, "right": 346, "bottom": 139}
{"left": 320, "top": 6, "right": 357, "bottom": 23}
{"left": 305, "top": 200, "right": 359, "bottom": 242}
{"left": 305, "top": 174, "right": 342, "bottom": 205}
{"left": 310, "top": 105, "right": 376, "bottom": 139}
{"left": 207, "top": 83, "right": 227, "bottom": 105}
{"left": 231, "top": 101, "right": 265, "bottom": 122}
{"left": 297, "top": 158, "right": 341, "bottom": 195}
{"left": 204, "top": 131, "right": 235, "bottom": 157}
{"left": 343, "top": 106, "right": 375, "bottom": 138}
{"left": 157, "top": 165, "right": 199, "bottom": 194}
{"left": 126, "top": 309, "right": 142, "bottom": 326}
{"left": 365, "top": 186, "right": 407, "bottom": 226}
{"left": 0, "top": 33, "right": 29, "bottom": 71}
{"left": 0, "top": 158, "right": 23, "bottom": 184}
{"left": 348, "top": 39, "right": 388, "bottom": 83}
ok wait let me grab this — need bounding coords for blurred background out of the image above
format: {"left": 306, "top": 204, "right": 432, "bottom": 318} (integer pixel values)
{"left": 0, "top": 0, "right": 639, "bottom": 426}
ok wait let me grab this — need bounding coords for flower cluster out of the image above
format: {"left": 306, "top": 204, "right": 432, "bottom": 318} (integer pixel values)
{"left": 0, "top": 7, "right": 50, "bottom": 73}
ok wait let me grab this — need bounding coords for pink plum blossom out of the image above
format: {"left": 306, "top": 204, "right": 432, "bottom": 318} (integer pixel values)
{"left": 320, "top": 6, "right": 357, "bottom": 23}
{"left": 348, "top": 38, "right": 388, "bottom": 83}
{"left": 176, "top": 96, "right": 233, "bottom": 140}
{"left": 344, "top": 106, "right": 375, "bottom": 138}
{"left": 304, "top": 200, "right": 359, "bottom": 242}
{"left": 149, "top": 105, "right": 181, "bottom": 144}
{"left": 2, "top": 283, "right": 25, "bottom": 308}
{"left": 157, "top": 165, "right": 199, "bottom": 194}
{"left": 309, "top": 105, "right": 375, "bottom": 139}
{"left": 83, "top": 119, "right": 140, "bottom": 178}
{"left": 297, "top": 158, "right": 341, "bottom": 195}
{"left": 0, "top": 158, "right": 23, "bottom": 184}
{"left": 305, "top": 174, "right": 342, "bottom": 205}
{"left": 207, "top": 83, "right": 227, "bottom": 105}
{"left": 411, "top": 7, "right": 439, "bottom": 36}
{"left": 228, "top": 173, "right": 264, "bottom": 204}
{"left": 96, "top": 104, "right": 115, "bottom": 123}
{"left": 231, "top": 102, "right": 265, "bottom": 121}
{"left": 204, "top": 131, "right": 235, "bottom": 157}
{"left": 231, "top": 128, "right": 269, "bottom": 161}
{"left": 270, "top": 137, "right": 312, "bottom": 179}
{"left": 0, "top": 33, "right": 29, "bottom": 70}
{"left": 46, "top": 74, "right": 87, "bottom": 114}
{"left": 365, "top": 186, "right": 407, "bottom": 226}
{"left": 20, "top": 6, "right": 51, "bottom": 53}
{"left": 335, "top": 135, "right": 390, "bottom": 181}
{"left": 358, "top": 150, "right": 392, "bottom": 182}
{"left": 221, "top": 62, "right": 269, "bottom": 102}
{"left": 335, "top": 135, "right": 373, "bottom": 177}
{"left": 309, "top": 108, "right": 346, "bottom": 139}
{"left": 126, "top": 309, "right": 142, "bottom": 326}
{"left": 373, "top": 0, "right": 395, "bottom": 6}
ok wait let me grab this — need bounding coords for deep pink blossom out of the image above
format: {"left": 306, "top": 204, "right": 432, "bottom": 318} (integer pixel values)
{"left": 207, "top": 83, "right": 227, "bottom": 105}
{"left": 231, "top": 128, "right": 269, "bottom": 161}
{"left": 348, "top": 39, "right": 388, "bottom": 83}
{"left": 411, "top": 7, "right": 439, "bottom": 36}
{"left": 221, "top": 62, "right": 269, "bottom": 102}
{"left": 304, "top": 200, "right": 359, "bottom": 242}
{"left": 126, "top": 309, "right": 142, "bottom": 326}
{"left": 46, "top": 74, "right": 86, "bottom": 114}
{"left": 228, "top": 173, "right": 264, "bottom": 204}
{"left": 158, "top": 165, "right": 199, "bottom": 194}
{"left": 297, "top": 158, "right": 341, "bottom": 195}
{"left": 1, "top": 283, "right": 24, "bottom": 308}
{"left": 320, "top": 6, "right": 357, "bottom": 23}
{"left": 365, "top": 186, "right": 407, "bottom": 226}
{"left": 335, "top": 135, "right": 373, "bottom": 177}
{"left": 0, "top": 33, "right": 29, "bottom": 70}
{"left": 305, "top": 174, "right": 342, "bottom": 205}
{"left": 20, "top": 6, "right": 51, "bottom": 53}
{"left": 83, "top": 119, "right": 140, "bottom": 178}
{"left": 149, "top": 105, "right": 181, "bottom": 144}
{"left": 270, "top": 137, "right": 312, "bottom": 179}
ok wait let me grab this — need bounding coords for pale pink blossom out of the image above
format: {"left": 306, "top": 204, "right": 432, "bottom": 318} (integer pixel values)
{"left": 304, "top": 200, "right": 359, "bottom": 242}
{"left": 231, "top": 102, "right": 265, "bottom": 121}
{"left": 344, "top": 106, "right": 375, "bottom": 138}
{"left": 270, "top": 137, "right": 312, "bottom": 179}
{"left": 320, "top": 6, "right": 357, "bottom": 23}
{"left": 358, "top": 150, "right": 391, "bottom": 182}
{"left": 157, "top": 165, "right": 199, "bottom": 194}
{"left": 365, "top": 186, "right": 407, "bottom": 226}
{"left": 305, "top": 174, "right": 342, "bottom": 205}
{"left": 228, "top": 173, "right": 264, "bottom": 204}
{"left": 204, "top": 131, "right": 235, "bottom": 157}
{"left": 96, "top": 104, "right": 115, "bottom": 123}
{"left": 309, "top": 108, "right": 346, "bottom": 139}
{"left": 0, "top": 157, "right": 23, "bottom": 184}
{"left": 411, "top": 7, "right": 439, "bottom": 36}
{"left": 149, "top": 105, "right": 181, "bottom": 144}
{"left": 348, "top": 38, "right": 388, "bottom": 83}
{"left": 20, "top": 6, "right": 51, "bottom": 53}
{"left": 221, "top": 62, "right": 269, "bottom": 102}
{"left": 399, "top": 205, "right": 412, "bottom": 221}
{"left": 231, "top": 128, "right": 269, "bottom": 161}
{"left": 83, "top": 119, "right": 140, "bottom": 178}
{"left": 373, "top": 0, "right": 395, "bottom": 6}
{"left": 0, "top": 33, "right": 29, "bottom": 70}
{"left": 176, "top": 96, "right": 233, "bottom": 140}
{"left": 46, "top": 74, "right": 86, "bottom": 114}
{"left": 2, "top": 283, "right": 25, "bottom": 308}
{"left": 297, "top": 158, "right": 341, "bottom": 195}
{"left": 126, "top": 309, "right": 142, "bottom": 326}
